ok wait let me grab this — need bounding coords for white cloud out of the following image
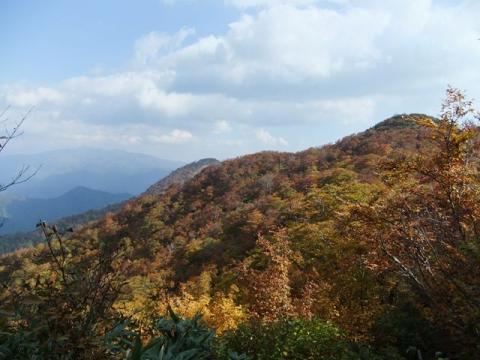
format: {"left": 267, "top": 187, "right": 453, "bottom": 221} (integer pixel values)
{"left": 135, "top": 28, "right": 195, "bottom": 65}
{"left": 136, "top": 88, "right": 200, "bottom": 117}
{"left": 3, "top": 110, "right": 195, "bottom": 156}
{"left": 6, "top": 87, "right": 64, "bottom": 107}
{"left": 255, "top": 129, "right": 287, "bottom": 146}
{"left": 213, "top": 120, "right": 232, "bottom": 133}
{"left": 155, "top": 3, "right": 389, "bottom": 87}
{"left": 2, "top": 0, "right": 480, "bottom": 160}
{"left": 148, "top": 129, "right": 194, "bottom": 143}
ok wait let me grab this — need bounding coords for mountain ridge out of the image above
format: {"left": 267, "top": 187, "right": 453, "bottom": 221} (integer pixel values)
{"left": 144, "top": 158, "right": 220, "bottom": 196}
{"left": 3, "top": 112, "right": 476, "bottom": 356}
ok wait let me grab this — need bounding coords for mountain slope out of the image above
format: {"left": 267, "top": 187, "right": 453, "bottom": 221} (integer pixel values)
{"left": 3, "top": 113, "right": 476, "bottom": 357}
{"left": 0, "top": 112, "right": 433, "bottom": 281}
{"left": 0, "top": 112, "right": 433, "bottom": 271}
{"left": 22, "top": 113, "right": 432, "bottom": 291}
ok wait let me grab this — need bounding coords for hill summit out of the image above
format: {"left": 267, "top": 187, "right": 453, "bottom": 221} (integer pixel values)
{"left": 144, "top": 158, "right": 220, "bottom": 196}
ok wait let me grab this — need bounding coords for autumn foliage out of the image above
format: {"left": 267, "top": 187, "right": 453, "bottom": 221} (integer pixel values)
{"left": 350, "top": 87, "right": 480, "bottom": 351}
{"left": 1, "top": 88, "right": 479, "bottom": 359}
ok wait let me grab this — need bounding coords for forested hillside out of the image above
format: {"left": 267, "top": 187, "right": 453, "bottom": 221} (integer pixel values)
{"left": 0, "top": 89, "right": 479, "bottom": 359}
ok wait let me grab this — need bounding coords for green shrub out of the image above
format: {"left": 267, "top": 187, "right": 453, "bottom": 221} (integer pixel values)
{"left": 106, "top": 307, "right": 248, "bottom": 360}
{"left": 215, "top": 317, "right": 364, "bottom": 360}
{"left": 0, "top": 327, "right": 40, "bottom": 360}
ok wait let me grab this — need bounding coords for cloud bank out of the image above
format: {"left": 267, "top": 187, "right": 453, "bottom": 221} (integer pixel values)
{"left": 2, "top": 0, "right": 480, "bottom": 161}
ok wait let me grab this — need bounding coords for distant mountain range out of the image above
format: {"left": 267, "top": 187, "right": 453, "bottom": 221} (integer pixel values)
{"left": 0, "top": 158, "right": 220, "bottom": 253}
{"left": 1, "top": 148, "right": 183, "bottom": 198}
{"left": 11, "top": 169, "right": 170, "bottom": 199}
{"left": 0, "top": 187, "right": 131, "bottom": 235}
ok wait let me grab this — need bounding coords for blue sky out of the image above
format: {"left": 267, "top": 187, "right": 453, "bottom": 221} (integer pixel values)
{"left": 2, "top": 0, "right": 480, "bottom": 162}
{"left": 1, "top": 0, "right": 237, "bottom": 84}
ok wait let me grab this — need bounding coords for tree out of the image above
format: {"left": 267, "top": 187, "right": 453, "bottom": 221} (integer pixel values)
{"left": 351, "top": 87, "right": 480, "bottom": 351}
{"left": 238, "top": 229, "right": 293, "bottom": 321}
{"left": 0, "top": 221, "right": 128, "bottom": 358}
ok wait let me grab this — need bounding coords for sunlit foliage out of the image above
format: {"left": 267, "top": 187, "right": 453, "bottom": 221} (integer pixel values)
{"left": 1, "top": 88, "right": 479, "bottom": 359}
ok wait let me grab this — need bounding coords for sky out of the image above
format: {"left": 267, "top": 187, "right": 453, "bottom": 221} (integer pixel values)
{"left": 1, "top": 0, "right": 480, "bottom": 162}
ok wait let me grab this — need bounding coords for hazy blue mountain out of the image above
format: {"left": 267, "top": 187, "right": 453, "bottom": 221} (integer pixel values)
{"left": 0, "top": 148, "right": 183, "bottom": 198}
{"left": 11, "top": 168, "right": 171, "bottom": 199}
{"left": 0, "top": 186, "right": 131, "bottom": 234}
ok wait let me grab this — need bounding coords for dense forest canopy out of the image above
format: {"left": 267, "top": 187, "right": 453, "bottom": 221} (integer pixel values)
{"left": 0, "top": 88, "right": 479, "bottom": 359}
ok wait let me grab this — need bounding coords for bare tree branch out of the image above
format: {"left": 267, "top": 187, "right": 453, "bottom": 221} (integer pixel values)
{"left": 0, "top": 107, "right": 37, "bottom": 194}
